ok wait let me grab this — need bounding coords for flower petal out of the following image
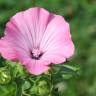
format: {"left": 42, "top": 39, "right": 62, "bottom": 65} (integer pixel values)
{"left": 23, "top": 7, "right": 54, "bottom": 47}
{"left": 0, "top": 39, "right": 16, "bottom": 61}
{"left": 0, "top": 14, "right": 31, "bottom": 61}
{"left": 40, "top": 15, "right": 74, "bottom": 64}
{"left": 24, "top": 59, "right": 49, "bottom": 75}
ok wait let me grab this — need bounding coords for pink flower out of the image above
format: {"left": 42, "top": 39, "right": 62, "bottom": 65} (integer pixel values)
{"left": 0, "top": 7, "right": 74, "bottom": 75}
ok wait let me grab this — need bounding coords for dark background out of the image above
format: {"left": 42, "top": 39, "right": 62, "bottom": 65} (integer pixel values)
{"left": 0, "top": 0, "right": 96, "bottom": 96}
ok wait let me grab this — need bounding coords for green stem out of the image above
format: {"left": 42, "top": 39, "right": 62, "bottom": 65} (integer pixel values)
{"left": 22, "top": 91, "right": 31, "bottom": 96}
{"left": 15, "top": 77, "right": 24, "bottom": 96}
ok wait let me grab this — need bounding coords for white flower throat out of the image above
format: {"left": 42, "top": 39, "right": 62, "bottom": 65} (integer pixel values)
{"left": 31, "top": 49, "right": 43, "bottom": 60}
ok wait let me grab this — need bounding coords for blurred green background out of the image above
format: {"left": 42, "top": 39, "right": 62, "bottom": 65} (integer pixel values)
{"left": 0, "top": 0, "right": 96, "bottom": 96}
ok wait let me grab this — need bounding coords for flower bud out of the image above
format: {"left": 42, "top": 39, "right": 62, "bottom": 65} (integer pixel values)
{"left": 38, "top": 80, "right": 50, "bottom": 95}
{"left": 0, "top": 67, "right": 11, "bottom": 84}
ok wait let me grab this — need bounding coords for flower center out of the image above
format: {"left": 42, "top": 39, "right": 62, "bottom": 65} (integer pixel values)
{"left": 31, "top": 49, "right": 43, "bottom": 60}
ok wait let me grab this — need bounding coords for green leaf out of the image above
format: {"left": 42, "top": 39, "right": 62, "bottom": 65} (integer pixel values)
{"left": 53, "top": 64, "right": 80, "bottom": 75}
{"left": 29, "top": 86, "right": 38, "bottom": 95}
{"left": 63, "top": 64, "right": 80, "bottom": 72}
{"left": 62, "top": 74, "right": 73, "bottom": 79}
{"left": 5, "top": 61, "right": 27, "bottom": 78}
{"left": 22, "top": 81, "right": 31, "bottom": 91}
{"left": 0, "top": 82, "right": 16, "bottom": 96}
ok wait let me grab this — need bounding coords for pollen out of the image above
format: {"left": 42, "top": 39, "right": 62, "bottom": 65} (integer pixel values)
{"left": 31, "top": 49, "right": 43, "bottom": 60}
